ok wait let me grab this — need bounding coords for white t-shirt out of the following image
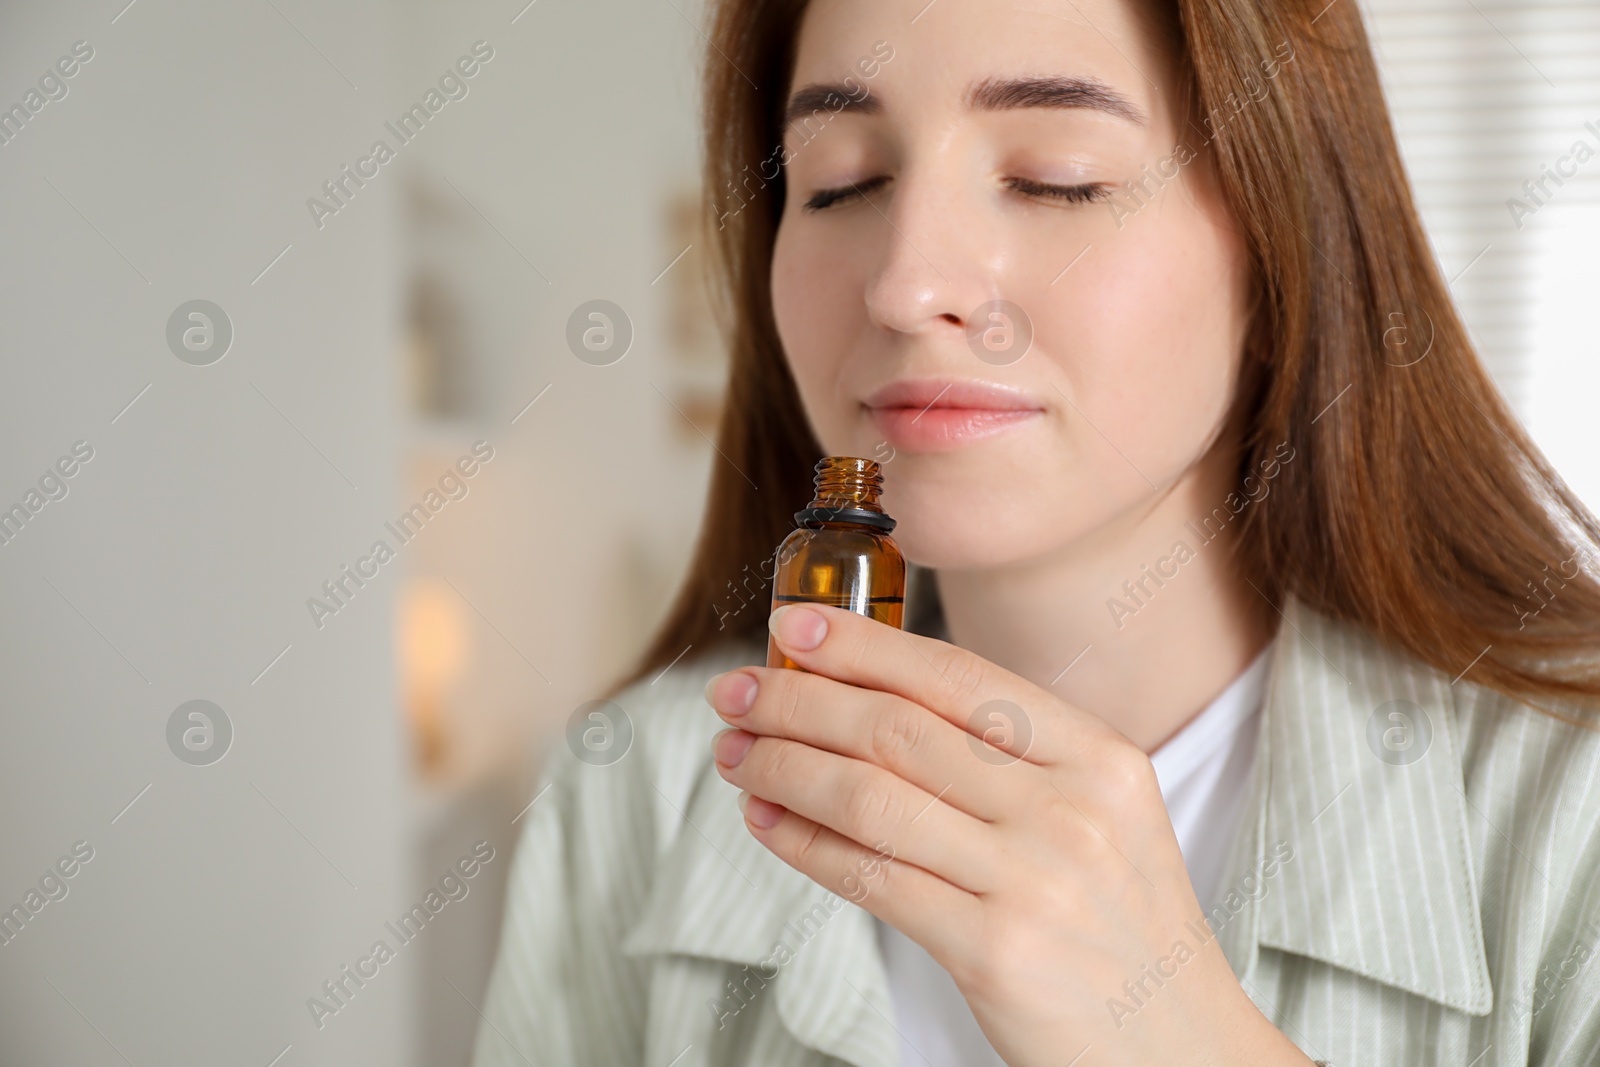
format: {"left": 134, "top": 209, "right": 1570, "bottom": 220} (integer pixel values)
{"left": 873, "top": 640, "right": 1275, "bottom": 1067}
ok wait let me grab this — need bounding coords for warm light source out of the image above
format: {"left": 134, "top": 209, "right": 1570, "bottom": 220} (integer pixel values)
{"left": 399, "top": 576, "right": 469, "bottom": 778}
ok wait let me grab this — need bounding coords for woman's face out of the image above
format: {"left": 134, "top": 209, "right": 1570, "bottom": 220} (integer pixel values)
{"left": 770, "top": 0, "right": 1254, "bottom": 570}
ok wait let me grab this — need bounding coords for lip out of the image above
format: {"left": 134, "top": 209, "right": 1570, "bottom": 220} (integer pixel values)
{"left": 862, "top": 377, "right": 1045, "bottom": 452}
{"left": 863, "top": 377, "right": 1043, "bottom": 411}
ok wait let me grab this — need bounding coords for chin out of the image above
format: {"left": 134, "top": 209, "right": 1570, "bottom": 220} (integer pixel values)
{"left": 886, "top": 497, "right": 1066, "bottom": 571}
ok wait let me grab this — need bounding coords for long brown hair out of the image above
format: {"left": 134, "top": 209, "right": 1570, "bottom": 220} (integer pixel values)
{"left": 610, "top": 0, "right": 1600, "bottom": 720}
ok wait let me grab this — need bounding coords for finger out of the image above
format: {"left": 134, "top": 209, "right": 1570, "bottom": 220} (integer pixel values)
{"left": 767, "top": 602, "right": 1114, "bottom": 767}
{"left": 714, "top": 729, "right": 1000, "bottom": 895}
{"left": 736, "top": 789, "right": 980, "bottom": 967}
{"left": 707, "top": 665, "right": 1039, "bottom": 822}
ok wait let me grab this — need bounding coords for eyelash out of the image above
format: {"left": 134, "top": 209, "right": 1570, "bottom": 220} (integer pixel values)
{"left": 800, "top": 175, "right": 1112, "bottom": 212}
{"left": 1007, "top": 176, "right": 1113, "bottom": 205}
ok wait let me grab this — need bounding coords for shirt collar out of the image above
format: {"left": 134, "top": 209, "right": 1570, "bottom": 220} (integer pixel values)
{"left": 620, "top": 591, "right": 1496, "bottom": 1067}
{"left": 1214, "top": 591, "right": 1495, "bottom": 1016}
{"left": 618, "top": 665, "right": 901, "bottom": 1067}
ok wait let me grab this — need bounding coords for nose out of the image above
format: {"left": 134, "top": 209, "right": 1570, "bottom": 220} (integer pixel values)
{"left": 861, "top": 168, "right": 996, "bottom": 340}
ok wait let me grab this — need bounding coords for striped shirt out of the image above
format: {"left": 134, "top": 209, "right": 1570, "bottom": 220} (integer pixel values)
{"left": 468, "top": 593, "right": 1600, "bottom": 1067}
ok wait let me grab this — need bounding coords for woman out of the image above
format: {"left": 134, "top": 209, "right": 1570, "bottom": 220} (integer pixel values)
{"left": 471, "top": 0, "right": 1600, "bottom": 1064}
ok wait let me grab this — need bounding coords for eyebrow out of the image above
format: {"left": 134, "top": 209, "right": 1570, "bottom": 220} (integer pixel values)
{"left": 782, "top": 74, "right": 1147, "bottom": 127}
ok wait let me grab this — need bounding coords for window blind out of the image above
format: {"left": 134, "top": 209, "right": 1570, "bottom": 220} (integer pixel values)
{"left": 1361, "top": 0, "right": 1600, "bottom": 507}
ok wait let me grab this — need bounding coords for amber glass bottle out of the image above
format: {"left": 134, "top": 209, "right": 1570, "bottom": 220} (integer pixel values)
{"left": 767, "top": 456, "right": 907, "bottom": 670}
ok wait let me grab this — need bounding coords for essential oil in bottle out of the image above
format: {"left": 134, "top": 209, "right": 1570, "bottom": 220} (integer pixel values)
{"left": 767, "top": 456, "right": 907, "bottom": 670}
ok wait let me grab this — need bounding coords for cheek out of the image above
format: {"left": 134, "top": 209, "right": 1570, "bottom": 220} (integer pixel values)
{"left": 769, "top": 222, "right": 815, "bottom": 351}
{"left": 1037, "top": 199, "right": 1248, "bottom": 479}
{"left": 771, "top": 223, "right": 860, "bottom": 432}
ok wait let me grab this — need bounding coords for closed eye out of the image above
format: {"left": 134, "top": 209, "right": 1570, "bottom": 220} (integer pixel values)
{"left": 799, "top": 174, "right": 1112, "bottom": 212}
{"left": 801, "top": 176, "right": 889, "bottom": 212}
{"left": 1005, "top": 176, "right": 1113, "bottom": 205}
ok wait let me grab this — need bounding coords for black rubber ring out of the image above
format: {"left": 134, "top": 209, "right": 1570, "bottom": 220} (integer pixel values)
{"left": 794, "top": 506, "right": 897, "bottom": 532}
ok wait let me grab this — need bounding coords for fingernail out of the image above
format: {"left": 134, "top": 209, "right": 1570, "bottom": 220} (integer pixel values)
{"left": 737, "top": 790, "right": 750, "bottom": 814}
{"left": 714, "top": 728, "right": 755, "bottom": 767}
{"left": 769, "top": 604, "right": 827, "bottom": 650}
{"left": 705, "top": 671, "right": 757, "bottom": 716}
{"left": 745, "top": 795, "right": 785, "bottom": 829}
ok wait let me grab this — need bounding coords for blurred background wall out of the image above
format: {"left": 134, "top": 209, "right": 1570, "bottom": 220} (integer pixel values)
{"left": 0, "top": 1, "right": 1593, "bottom": 1066}
{"left": 0, "top": 1, "right": 713, "bottom": 1065}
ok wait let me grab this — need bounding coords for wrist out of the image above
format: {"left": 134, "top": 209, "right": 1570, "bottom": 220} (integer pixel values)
{"left": 1212, "top": 983, "right": 1319, "bottom": 1066}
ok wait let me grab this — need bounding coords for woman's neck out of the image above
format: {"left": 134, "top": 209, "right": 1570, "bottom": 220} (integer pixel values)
{"left": 932, "top": 460, "right": 1277, "bottom": 754}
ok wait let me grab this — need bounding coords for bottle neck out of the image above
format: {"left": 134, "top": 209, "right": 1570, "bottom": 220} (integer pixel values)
{"left": 808, "top": 456, "right": 887, "bottom": 515}
{"left": 798, "top": 456, "right": 895, "bottom": 532}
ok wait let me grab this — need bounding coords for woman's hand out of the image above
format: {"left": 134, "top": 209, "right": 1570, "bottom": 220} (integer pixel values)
{"left": 703, "top": 602, "right": 1314, "bottom": 1067}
